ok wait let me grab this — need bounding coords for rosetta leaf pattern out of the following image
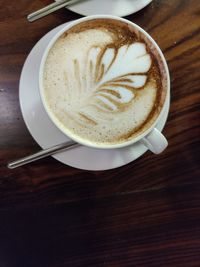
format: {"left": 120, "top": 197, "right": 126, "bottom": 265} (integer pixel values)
{"left": 67, "top": 42, "right": 152, "bottom": 124}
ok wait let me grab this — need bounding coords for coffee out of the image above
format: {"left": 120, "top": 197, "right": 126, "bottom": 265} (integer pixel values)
{"left": 43, "top": 18, "right": 167, "bottom": 146}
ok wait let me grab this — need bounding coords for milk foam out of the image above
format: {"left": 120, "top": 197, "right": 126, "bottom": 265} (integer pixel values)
{"left": 43, "top": 20, "right": 163, "bottom": 145}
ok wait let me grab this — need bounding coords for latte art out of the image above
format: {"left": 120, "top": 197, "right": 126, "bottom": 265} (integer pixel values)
{"left": 43, "top": 19, "right": 167, "bottom": 145}
{"left": 64, "top": 42, "right": 151, "bottom": 124}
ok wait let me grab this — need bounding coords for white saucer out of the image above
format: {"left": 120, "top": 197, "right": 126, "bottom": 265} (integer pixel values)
{"left": 19, "top": 22, "right": 170, "bottom": 171}
{"left": 56, "top": 0, "right": 152, "bottom": 17}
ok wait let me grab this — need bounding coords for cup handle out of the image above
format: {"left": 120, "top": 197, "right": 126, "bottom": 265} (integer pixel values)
{"left": 141, "top": 128, "right": 168, "bottom": 154}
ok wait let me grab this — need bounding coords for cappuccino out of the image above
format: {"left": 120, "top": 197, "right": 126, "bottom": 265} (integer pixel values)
{"left": 43, "top": 19, "right": 167, "bottom": 146}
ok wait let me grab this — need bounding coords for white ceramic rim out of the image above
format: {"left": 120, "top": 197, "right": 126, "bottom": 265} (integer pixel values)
{"left": 39, "top": 15, "right": 170, "bottom": 149}
{"left": 64, "top": 0, "right": 153, "bottom": 17}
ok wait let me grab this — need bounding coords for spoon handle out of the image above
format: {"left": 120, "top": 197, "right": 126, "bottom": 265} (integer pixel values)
{"left": 27, "top": 0, "right": 76, "bottom": 22}
{"left": 7, "top": 141, "right": 79, "bottom": 169}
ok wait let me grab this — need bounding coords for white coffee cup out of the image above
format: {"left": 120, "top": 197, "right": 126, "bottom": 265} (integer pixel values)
{"left": 39, "top": 15, "right": 170, "bottom": 154}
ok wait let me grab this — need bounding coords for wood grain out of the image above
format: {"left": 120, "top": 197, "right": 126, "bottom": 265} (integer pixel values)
{"left": 1, "top": 184, "right": 200, "bottom": 267}
{"left": 0, "top": 0, "right": 200, "bottom": 266}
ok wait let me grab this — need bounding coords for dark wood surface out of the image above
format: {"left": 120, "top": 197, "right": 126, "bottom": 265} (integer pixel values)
{"left": 0, "top": 0, "right": 200, "bottom": 266}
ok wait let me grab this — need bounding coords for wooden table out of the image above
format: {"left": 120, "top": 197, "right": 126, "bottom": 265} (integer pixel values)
{"left": 0, "top": 0, "right": 200, "bottom": 266}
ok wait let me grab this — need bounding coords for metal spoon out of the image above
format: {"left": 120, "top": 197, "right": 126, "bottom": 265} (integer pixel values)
{"left": 7, "top": 141, "right": 79, "bottom": 169}
{"left": 27, "top": 0, "right": 81, "bottom": 22}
